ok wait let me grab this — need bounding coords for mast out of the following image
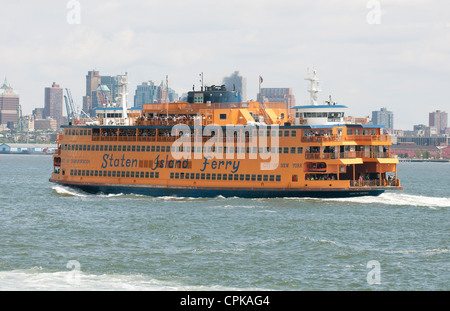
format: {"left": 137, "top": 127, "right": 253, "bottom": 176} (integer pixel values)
{"left": 118, "top": 73, "right": 129, "bottom": 125}
{"left": 258, "top": 75, "right": 263, "bottom": 103}
{"left": 305, "top": 68, "right": 321, "bottom": 106}
{"left": 166, "top": 75, "right": 169, "bottom": 117}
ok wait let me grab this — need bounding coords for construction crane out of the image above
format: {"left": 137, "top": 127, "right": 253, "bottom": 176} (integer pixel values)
{"left": 64, "top": 88, "right": 98, "bottom": 125}
{"left": 64, "top": 88, "right": 78, "bottom": 124}
{"left": 97, "top": 91, "right": 109, "bottom": 107}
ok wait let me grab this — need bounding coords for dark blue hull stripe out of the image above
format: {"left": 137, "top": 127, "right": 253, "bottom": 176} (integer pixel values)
{"left": 50, "top": 180, "right": 384, "bottom": 198}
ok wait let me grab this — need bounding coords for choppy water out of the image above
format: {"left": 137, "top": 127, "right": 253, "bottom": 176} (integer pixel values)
{"left": 0, "top": 154, "right": 448, "bottom": 290}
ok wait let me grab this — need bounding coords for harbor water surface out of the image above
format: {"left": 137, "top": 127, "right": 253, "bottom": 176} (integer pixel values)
{"left": 0, "top": 154, "right": 448, "bottom": 290}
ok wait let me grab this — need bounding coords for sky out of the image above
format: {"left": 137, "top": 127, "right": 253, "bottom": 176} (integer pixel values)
{"left": 0, "top": 0, "right": 449, "bottom": 130}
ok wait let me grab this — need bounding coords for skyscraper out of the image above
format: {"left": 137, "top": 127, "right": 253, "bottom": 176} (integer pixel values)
{"left": 223, "top": 71, "right": 247, "bottom": 101}
{"left": 83, "top": 70, "right": 101, "bottom": 116}
{"left": 372, "top": 107, "right": 394, "bottom": 129}
{"left": 83, "top": 70, "right": 122, "bottom": 116}
{"left": 156, "top": 80, "right": 178, "bottom": 104}
{"left": 429, "top": 110, "right": 448, "bottom": 134}
{"left": 44, "top": 82, "right": 64, "bottom": 128}
{"left": 259, "top": 88, "right": 296, "bottom": 110}
{"left": 0, "top": 78, "right": 19, "bottom": 129}
{"left": 100, "top": 75, "right": 121, "bottom": 103}
{"left": 134, "top": 81, "right": 159, "bottom": 108}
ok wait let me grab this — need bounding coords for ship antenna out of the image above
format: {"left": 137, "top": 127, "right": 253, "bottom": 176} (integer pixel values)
{"left": 199, "top": 72, "right": 204, "bottom": 91}
{"left": 305, "top": 68, "right": 321, "bottom": 106}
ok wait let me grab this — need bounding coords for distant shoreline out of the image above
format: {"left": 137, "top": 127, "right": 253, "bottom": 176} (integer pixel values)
{"left": 0, "top": 152, "right": 52, "bottom": 156}
{"left": 399, "top": 158, "right": 449, "bottom": 163}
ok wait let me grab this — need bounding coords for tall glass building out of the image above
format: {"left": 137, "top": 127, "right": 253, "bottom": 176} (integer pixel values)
{"left": 223, "top": 71, "right": 246, "bottom": 102}
{"left": 134, "top": 81, "right": 159, "bottom": 108}
{"left": 372, "top": 107, "right": 394, "bottom": 129}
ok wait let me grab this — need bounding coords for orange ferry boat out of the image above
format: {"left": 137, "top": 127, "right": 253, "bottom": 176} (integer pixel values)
{"left": 50, "top": 72, "right": 403, "bottom": 198}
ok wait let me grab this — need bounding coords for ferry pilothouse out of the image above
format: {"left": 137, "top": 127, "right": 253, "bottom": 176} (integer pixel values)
{"left": 50, "top": 71, "right": 403, "bottom": 198}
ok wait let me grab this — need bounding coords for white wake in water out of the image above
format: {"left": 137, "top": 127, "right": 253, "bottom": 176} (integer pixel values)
{"left": 52, "top": 185, "right": 449, "bottom": 208}
{"left": 52, "top": 187, "right": 234, "bottom": 201}
{"left": 321, "top": 192, "right": 450, "bottom": 208}
{"left": 52, "top": 186, "right": 88, "bottom": 197}
{"left": 0, "top": 268, "right": 263, "bottom": 291}
{"left": 52, "top": 186, "right": 125, "bottom": 198}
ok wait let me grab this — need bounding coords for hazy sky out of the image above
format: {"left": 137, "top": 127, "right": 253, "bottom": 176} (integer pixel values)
{"left": 1, "top": 0, "right": 449, "bottom": 130}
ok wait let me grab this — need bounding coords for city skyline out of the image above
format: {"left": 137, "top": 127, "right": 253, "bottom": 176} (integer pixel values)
{"left": 0, "top": 73, "right": 448, "bottom": 133}
{"left": 0, "top": 1, "right": 449, "bottom": 130}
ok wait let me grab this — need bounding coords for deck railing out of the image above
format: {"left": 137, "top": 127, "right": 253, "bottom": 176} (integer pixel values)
{"left": 133, "top": 119, "right": 196, "bottom": 127}
{"left": 301, "top": 135, "right": 391, "bottom": 143}
{"left": 301, "top": 135, "right": 342, "bottom": 143}
{"left": 305, "top": 153, "right": 337, "bottom": 160}
{"left": 350, "top": 179, "right": 400, "bottom": 187}
{"left": 345, "top": 135, "right": 391, "bottom": 142}
{"left": 305, "top": 151, "right": 395, "bottom": 159}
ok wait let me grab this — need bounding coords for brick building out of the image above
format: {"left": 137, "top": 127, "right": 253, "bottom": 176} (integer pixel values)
{"left": 44, "top": 82, "right": 63, "bottom": 128}
{"left": 0, "top": 78, "right": 19, "bottom": 129}
{"left": 391, "top": 144, "right": 450, "bottom": 159}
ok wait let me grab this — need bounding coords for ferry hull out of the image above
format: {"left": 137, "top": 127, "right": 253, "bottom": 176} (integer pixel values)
{"left": 50, "top": 179, "right": 386, "bottom": 198}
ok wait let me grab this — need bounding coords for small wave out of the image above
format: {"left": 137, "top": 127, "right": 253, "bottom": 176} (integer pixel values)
{"left": 382, "top": 248, "right": 450, "bottom": 255}
{"left": 322, "top": 193, "right": 450, "bottom": 208}
{"left": 157, "top": 196, "right": 192, "bottom": 201}
{"left": 98, "top": 193, "right": 125, "bottom": 198}
{"left": 282, "top": 192, "right": 450, "bottom": 208}
{"left": 155, "top": 195, "right": 239, "bottom": 201}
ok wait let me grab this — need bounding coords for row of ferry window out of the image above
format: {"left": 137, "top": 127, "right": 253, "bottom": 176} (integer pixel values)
{"left": 303, "top": 128, "right": 378, "bottom": 136}
{"left": 65, "top": 128, "right": 379, "bottom": 137}
{"left": 70, "top": 169, "right": 160, "bottom": 179}
{"left": 69, "top": 169, "right": 281, "bottom": 182}
{"left": 347, "top": 128, "right": 377, "bottom": 136}
{"left": 65, "top": 128, "right": 299, "bottom": 137}
{"left": 170, "top": 172, "right": 282, "bottom": 182}
{"left": 66, "top": 129, "right": 92, "bottom": 136}
{"left": 63, "top": 144, "right": 304, "bottom": 154}
{"left": 295, "top": 112, "right": 344, "bottom": 118}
